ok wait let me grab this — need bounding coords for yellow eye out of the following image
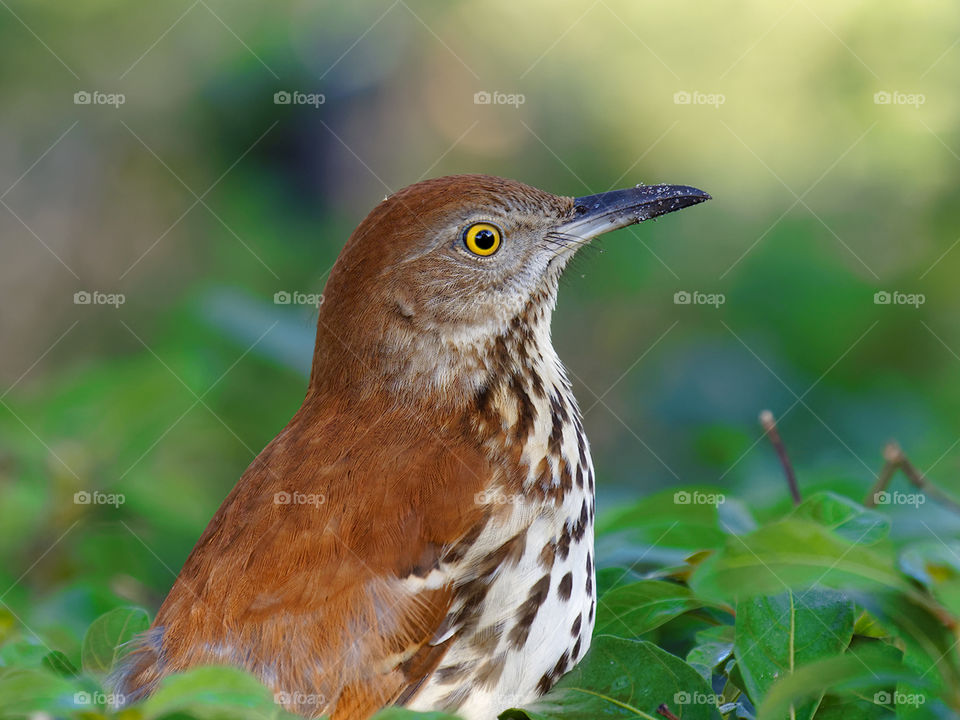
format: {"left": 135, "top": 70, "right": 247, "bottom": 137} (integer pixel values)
{"left": 463, "top": 222, "right": 502, "bottom": 256}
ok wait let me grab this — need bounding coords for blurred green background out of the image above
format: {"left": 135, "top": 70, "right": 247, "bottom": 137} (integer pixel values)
{"left": 1, "top": 0, "right": 959, "bottom": 659}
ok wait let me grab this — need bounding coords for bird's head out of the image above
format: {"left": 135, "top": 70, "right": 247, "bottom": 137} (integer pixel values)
{"left": 310, "top": 174, "right": 708, "bottom": 399}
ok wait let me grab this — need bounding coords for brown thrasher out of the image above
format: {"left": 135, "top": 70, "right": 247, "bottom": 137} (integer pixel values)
{"left": 113, "top": 175, "right": 709, "bottom": 719}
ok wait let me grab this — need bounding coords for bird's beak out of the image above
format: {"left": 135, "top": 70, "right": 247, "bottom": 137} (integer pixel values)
{"left": 555, "top": 184, "right": 710, "bottom": 241}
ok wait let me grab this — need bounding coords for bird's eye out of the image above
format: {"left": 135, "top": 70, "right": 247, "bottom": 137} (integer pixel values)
{"left": 463, "top": 222, "right": 502, "bottom": 257}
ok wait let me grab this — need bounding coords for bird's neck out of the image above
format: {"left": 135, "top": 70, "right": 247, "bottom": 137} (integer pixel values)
{"left": 307, "top": 286, "right": 563, "bottom": 414}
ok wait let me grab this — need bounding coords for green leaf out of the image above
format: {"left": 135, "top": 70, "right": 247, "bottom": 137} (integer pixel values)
{"left": 596, "top": 487, "right": 729, "bottom": 551}
{"left": 789, "top": 491, "right": 889, "bottom": 544}
{"left": 0, "top": 641, "right": 49, "bottom": 668}
{"left": 594, "top": 580, "right": 705, "bottom": 638}
{"left": 373, "top": 709, "right": 463, "bottom": 720}
{"left": 689, "top": 519, "right": 908, "bottom": 604}
{"left": 812, "top": 693, "right": 888, "bottom": 720}
{"left": 757, "top": 643, "right": 923, "bottom": 719}
{"left": 501, "top": 635, "right": 720, "bottom": 720}
{"left": 41, "top": 650, "right": 78, "bottom": 678}
{"left": 142, "top": 664, "right": 287, "bottom": 719}
{"left": 81, "top": 606, "right": 150, "bottom": 675}
{"left": 0, "top": 666, "right": 80, "bottom": 714}
{"left": 686, "top": 625, "right": 735, "bottom": 681}
{"left": 734, "top": 589, "right": 854, "bottom": 718}
{"left": 596, "top": 567, "right": 640, "bottom": 597}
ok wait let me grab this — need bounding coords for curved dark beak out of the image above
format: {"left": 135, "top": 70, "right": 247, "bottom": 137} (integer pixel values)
{"left": 557, "top": 184, "right": 710, "bottom": 240}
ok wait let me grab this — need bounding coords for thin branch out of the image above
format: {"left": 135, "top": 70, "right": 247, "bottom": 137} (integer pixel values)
{"left": 760, "top": 410, "right": 802, "bottom": 505}
{"left": 657, "top": 704, "right": 681, "bottom": 720}
{"left": 864, "top": 441, "right": 960, "bottom": 515}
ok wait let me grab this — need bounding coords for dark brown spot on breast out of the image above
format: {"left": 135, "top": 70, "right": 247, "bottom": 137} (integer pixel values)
{"left": 571, "top": 613, "right": 582, "bottom": 637}
{"left": 475, "top": 653, "right": 507, "bottom": 689}
{"left": 557, "top": 571, "right": 573, "bottom": 601}
{"left": 572, "top": 636, "right": 582, "bottom": 659}
{"left": 508, "top": 574, "right": 551, "bottom": 649}
{"left": 548, "top": 410, "right": 564, "bottom": 454}
{"left": 557, "top": 526, "right": 571, "bottom": 560}
{"left": 559, "top": 459, "right": 573, "bottom": 492}
{"left": 536, "top": 671, "right": 553, "bottom": 695}
{"left": 510, "top": 374, "right": 537, "bottom": 442}
{"left": 437, "top": 685, "right": 472, "bottom": 712}
{"left": 445, "top": 516, "right": 488, "bottom": 563}
{"left": 434, "top": 662, "right": 472, "bottom": 685}
{"left": 572, "top": 500, "right": 588, "bottom": 542}
{"left": 552, "top": 651, "right": 569, "bottom": 677}
{"left": 470, "top": 622, "right": 504, "bottom": 655}
{"left": 539, "top": 540, "right": 556, "bottom": 569}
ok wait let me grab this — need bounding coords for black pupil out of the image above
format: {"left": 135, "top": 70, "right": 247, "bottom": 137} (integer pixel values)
{"left": 473, "top": 228, "right": 496, "bottom": 250}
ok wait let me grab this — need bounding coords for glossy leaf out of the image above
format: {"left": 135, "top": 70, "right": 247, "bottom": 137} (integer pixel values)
{"left": 142, "top": 664, "right": 289, "bottom": 719}
{"left": 789, "top": 491, "right": 890, "bottom": 545}
{"left": 734, "top": 589, "right": 854, "bottom": 718}
{"left": 594, "top": 580, "right": 705, "bottom": 638}
{"left": 689, "top": 519, "right": 907, "bottom": 604}
{"left": 501, "top": 635, "right": 720, "bottom": 720}
{"left": 81, "top": 606, "right": 150, "bottom": 675}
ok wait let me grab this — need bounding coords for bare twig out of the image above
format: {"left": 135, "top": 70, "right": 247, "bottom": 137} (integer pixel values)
{"left": 864, "top": 442, "right": 903, "bottom": 507}
{"left": 760, "top": 410, "right": 801, "bottom": 505}
{"left": 865, "top": 441, "right": 960, "bottom": 514}
{"left": 657, "top": 704, "right": 681, "bottom": 720}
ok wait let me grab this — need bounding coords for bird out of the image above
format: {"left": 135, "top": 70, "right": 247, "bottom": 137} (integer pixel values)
{"left": 112, "top": 174, "right": 709, "bottom": 719}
